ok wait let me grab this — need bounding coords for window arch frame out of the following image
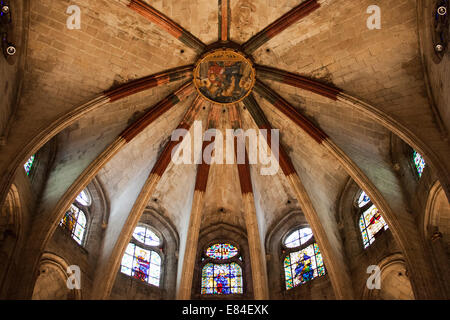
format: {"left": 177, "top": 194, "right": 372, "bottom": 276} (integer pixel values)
{"left": 59, "top": 188, "right": 92, "bottom": 247}
{"left": 354, "top": 190, "right": 389, "bottom": 249}
{"left": 199, "top": 240, "right": 245, "bottom": 296}
{"left": 281, "top": 225, "right": 326, "bottom": 291}
{"left": 120, "top": 223, "right": 164, "bottom": 288}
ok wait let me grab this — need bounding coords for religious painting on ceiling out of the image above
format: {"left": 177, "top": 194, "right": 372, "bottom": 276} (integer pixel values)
{"left": 194, "top": 49, "right": 256, "bottom": 104}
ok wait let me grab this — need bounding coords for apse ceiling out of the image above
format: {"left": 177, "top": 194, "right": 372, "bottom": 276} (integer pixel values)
{"left": 11, "top": 0, "right": 445, "bottom": 247}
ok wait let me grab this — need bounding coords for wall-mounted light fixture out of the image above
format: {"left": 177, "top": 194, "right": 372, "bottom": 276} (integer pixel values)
{"left": 1, "top": 4, "right": 10, "bottom": 14}
{"left": 0, "top": 1, "right": 11, "bottom": 23}
{"left": 2, "top": 32, "right": 15, "bottom": 57}
{"left": 437, "top": 5, "right": 447, "bottom": 16}
{"left": 0, "top": 0, "right": 15, "bottom": 61}
{"left": 432, "top": 0, "right": 449, "bottom": 61}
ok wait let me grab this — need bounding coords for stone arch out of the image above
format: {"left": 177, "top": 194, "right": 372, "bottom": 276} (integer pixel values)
{"left": 31, "top": 252, "right": 81, "bottom": 300}
{"left": 192, "top": 223, "right": 252, "bottom": 300}
{"left": 265, "top": 210, "right": 335, "bottom": 300}
{"left": 24, "top": 178, "right": 109, "bottom": 300}
{"left": 110, "top": 207, "right": 179, "bottom": 300}
{"left": 424, "top": 181, "right": 450, "bottom": 240}
{"left": 0, "top": 184, "right": 21, "bottom": 239}
{"left": 363, "top": 254, "right": 415, "bottom": 300}
{"left": 337, "top": 178, "right": 416, "bottom": 299}
{"left": 0, "top": 184, "right": 22, "bottom": 295}
{"left": 423, "top": 181, "right": 450, "bottom": 297}
{"left": 5, "top": 78, "right": 446, "bottom": 300}
{"left": 90, "top": 178, "right": 110, "bottom": 230}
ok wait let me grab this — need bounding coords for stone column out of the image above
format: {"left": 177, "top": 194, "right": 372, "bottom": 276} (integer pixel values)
{"left": 177, "top": 108, "right": 218, "bottom": 300}
{"left": 230, "top": 104, "right": 269, "bottom": 299}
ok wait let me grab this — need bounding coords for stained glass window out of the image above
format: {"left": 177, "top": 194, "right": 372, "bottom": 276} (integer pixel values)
{"left": 413, "top": 151, "right": 426, "bottom": 178}
{"left": 358, "top": 191, "right": 371, "bottom": 208}
{"left": 133, "top": 226, "right": 161, "bottom": 247}
{"left": 206, "top": 243, "right": 239, "bottom": 260}
{"left": 359, "top": 205, "right": 389, "bottom": 248}
{"left": 201, "top": 242, "right": 243, "bottom": 295}
{"left": 284, "top": 241, "right": 325, "bottom": 290}
{"left": 121, "top": 225, "right": 162, "bottom": 287}
{"left": 76, "top": 189, "right": 91, "bottom": 206}
{"left": 120, "top": 243, "right": 161, "bottom": 287}
{"left": 201, "top": 263, "right": 243, "bottom": 295}
{"left": 24, "top": 155, "right": 35, "bottom": 176}
{"left": 284, "top": 228, "right": 313, "bottom": 248}
{"left": 59, "top": 204, "right": 87, "bottom": 245}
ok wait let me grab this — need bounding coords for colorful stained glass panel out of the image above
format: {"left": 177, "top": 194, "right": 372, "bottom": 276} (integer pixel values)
{"left": 24, "top": 155, "right": 35, "bottom": 176}
{"left": 413, "top": 151, "right": 426, "bottom": 178}
{"left": 120, "top": 243, "right": 161, "bottom": 287}
{"left": 59, "top": 204, "right": 87, "bottom": 245}
{"left": 359, "top": 205, "right": 389, "bottom": 248}
{"left": 201, "top": 263, "right": 243, "bottom": 295}
{"left": 206, "top": 243, "right": 239, "bottom": 260}
{"left": 284, "top": 243, "right": 326, "bottom": 290}
{"left": 358, "top": 191, "right": 371, "bottom": 208}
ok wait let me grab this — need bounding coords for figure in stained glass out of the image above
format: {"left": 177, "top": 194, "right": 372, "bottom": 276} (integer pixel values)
{"left": 283, "top": 227, "right": 325, "bottom": 290}
{"left": 357, "top": 192, "right": 389, "bottom": 248}
{"left": 120, "top": 226, "right": 162, "bottom": 287}
{"left": 201, "top": 244, "right": 243, "bottom": 295}
{"left": 59, "top": 203, "right": 87, "bottom": 245}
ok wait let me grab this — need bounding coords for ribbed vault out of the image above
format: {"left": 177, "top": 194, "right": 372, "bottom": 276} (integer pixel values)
{"left": 0, "top": 0, "right": 449, "bottom": 300}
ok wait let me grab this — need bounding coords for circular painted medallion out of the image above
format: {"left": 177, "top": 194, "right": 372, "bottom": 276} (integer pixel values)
{"left": 194, "top": 49, "right": 256, "bottom": 104}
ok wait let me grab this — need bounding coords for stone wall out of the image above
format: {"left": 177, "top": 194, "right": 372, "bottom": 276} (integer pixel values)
{"left": 0, "top": 0, "right": 27, "bottom": 144}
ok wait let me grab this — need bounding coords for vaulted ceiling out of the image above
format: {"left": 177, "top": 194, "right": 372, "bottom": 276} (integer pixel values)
{"left": 0, "top": 0, "right": 449, "bottom": 299}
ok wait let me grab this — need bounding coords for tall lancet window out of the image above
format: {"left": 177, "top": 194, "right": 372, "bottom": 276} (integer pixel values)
{"left": 413, "top": 150, "right": 426, "bottom": 178}
{"left": 283, "top": 227, "right": 326, "bottom": 290}
{"left": 357, "top": 191, "right": 389, "bottom": 248}
{"left": 201, "top": 243, "right": 243, "bottom": 295}
{"left": 120, "top": 225, "right": 162, "bottom": 287}
{"left": 59, "top": 189, "right": 90, "bottom": 245}
{"left": 24, "top": 155, "right": 35, "bottom": 176}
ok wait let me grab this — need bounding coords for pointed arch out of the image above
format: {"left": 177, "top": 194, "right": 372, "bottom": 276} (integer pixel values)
{"left": 32, "top": 252, "right": 81, "bottom": 300}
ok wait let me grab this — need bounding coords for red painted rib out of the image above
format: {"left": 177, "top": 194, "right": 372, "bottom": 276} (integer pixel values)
{"left": 105, "top": 65, "right": 193, "bottom": 102}
{"left": 254, "top": 80, "right": 328, "bottom": 144}
{"left": 194, "top": 108, "right": 219, "bottom": 192}
{"left": 120, "top": 81, "right": 194, "bottom": 142}
{"left": 243, "top": 0, "right": 320, "bottom": 53}
{"left": 256, "top": 65, "right": 341, "bottom": 101}
{"left": 151, "top": 96, "right": 203, "bottom": 177}
{"left": 128, "top": 0, "right": 205, "bottom": 52}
